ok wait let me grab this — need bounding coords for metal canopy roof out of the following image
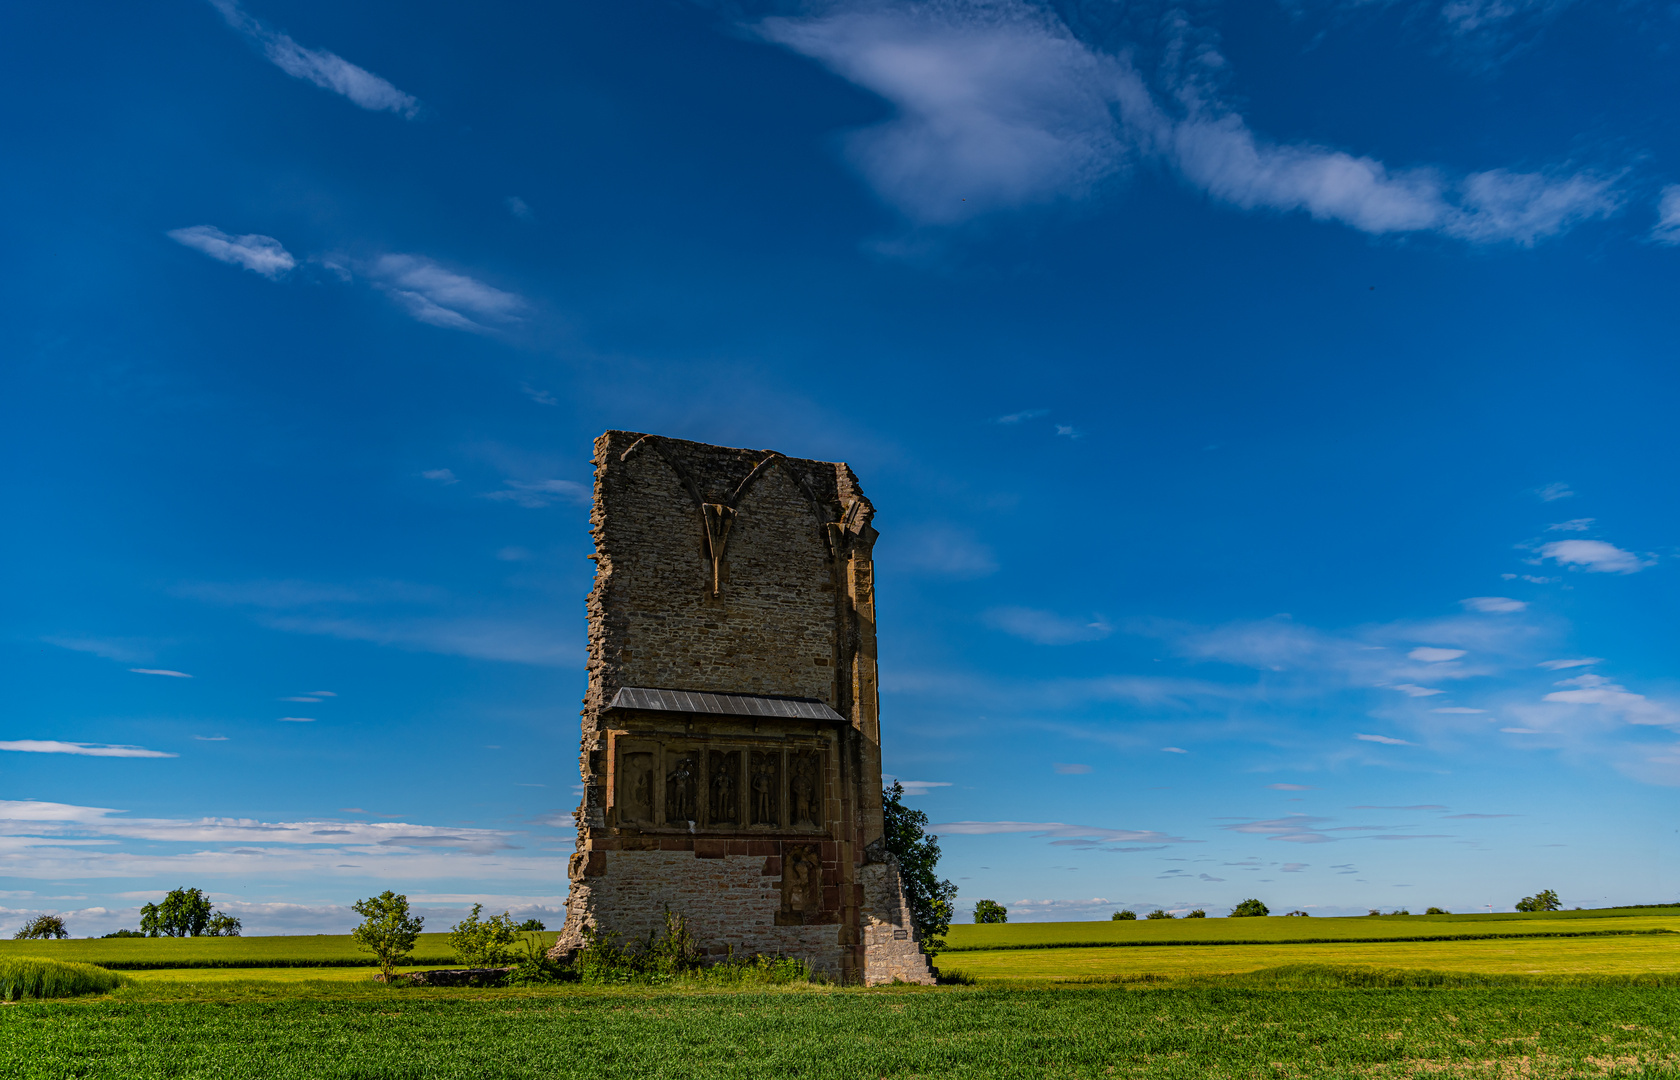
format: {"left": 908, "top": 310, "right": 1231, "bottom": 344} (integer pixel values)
{"left": 607, "top": 686, "right": 845, "bottom": 723}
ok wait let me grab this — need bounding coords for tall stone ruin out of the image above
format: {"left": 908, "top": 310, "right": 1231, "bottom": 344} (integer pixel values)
{"left": 555, "top": 431, "right": 937, "bottom": 985}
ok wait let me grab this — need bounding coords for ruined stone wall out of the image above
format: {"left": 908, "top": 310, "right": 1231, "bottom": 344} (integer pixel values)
{"left": 557, "top": 431, "right": 931, "bottom": 985}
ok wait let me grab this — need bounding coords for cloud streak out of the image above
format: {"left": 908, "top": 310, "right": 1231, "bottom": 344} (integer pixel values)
{"left": 211, "top": 0, "right": 420, "bottom": 117}
{"left": 168, "top": 226, "right": 295, "bottom": 278}
{"left": 0, "top": 742, "right": 177, "bottom": 759}
{"left": 758, "top": 0, "right": 1620, "bottom": 243}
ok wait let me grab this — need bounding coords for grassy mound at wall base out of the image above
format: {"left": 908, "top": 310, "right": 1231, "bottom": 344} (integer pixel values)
{"left": 1, "top": 957, "right": 128, "bottom": 1000}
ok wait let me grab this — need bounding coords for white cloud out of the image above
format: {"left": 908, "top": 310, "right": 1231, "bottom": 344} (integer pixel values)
{"left": 356, "top": 254, "right": 524, "bottom": 332}
{"left": 893, "top": 780, "right": 953, "bottom": 795}
{"left": 1543, "top": 674, "right": 1680, "bottom": 728}
{"left": 1654, "top": 185, "right": 1680, "bottom": 245}
{"left": 276, "top": 717, "right": 316, "bottom": 723}
{"left": 1536, "top": 482, "right": 1574, "bottom": 501}
{"left": 1408, "top": 647, "right": 1466, "bottom": 662}
{"left": 421, "top": 468, "right": 458, "bottom": 484}
{"left": 1539, "top": 657, "right": 1602, "bottom": 670}
{"left": 505, "top": 196, "right": 533, "bottom": 220}
{"left": 0, "top": 741, "right": 177, "bottom": 759}
{"left": 1052, "top": 763, "right": 1092, "bottom": 774}
{"left": 1391, "top": 684, "right": 1444, "bottom": 697}
{"left": 129, "top": 668, "right": 192, "bottom": 678}
{"left": 1221, "top": 815, "right": 1338, "bottom": 844}
{"left": 758, "top": 0, "right": 1619, "bottom": 244}
{"left": 933, "top": 820, "right": 1187, "bottom": 844}
{"left": 1356, "top": 733, "right": 1412, "bottom": 745}
{"left": 211, "top": 0, "right": 419, "bottom": 117}
{"left": 1461, "top": 596, "right": 1526, "bottom": 613}
{"left": 1547, "top": 518, "right": 1594, "bottom": 532}
{"left": 994, "top": 408, "right": 1048, "bottom": 424}
{"left": 1536, "top": 539, "right": 1654, "bottom": 575}
{"left": 193, "top": 735, "right": 228, "bottom": 741}
{"left": 519, "top": 383, "right": 558, "bottom": 406}
{"left": 42, "top": 637, "right": 155, "bottom": 663}
{"left": 893, "top": 524, "right": 998, "bottom": 578}
{"left": 1281, "top": 862, "right": 1308, "bottom": 872}
{"left": 1267, "top": 784, "right": 1313, "bottom": 791}
{"left": 167, "top": 225, "right": 295, "bottom": 278}
{"left": 1161, "top": 746, "right": 1188, "bottom": 753}
{"left": 483, "top": 478, "right": 590, "bottom": 509}
{"left": 1431, "top": 707, "right": 1485, "bottom": 714}
{"left": 1501, "top": 727, "right": 1539, "bottom": 734}
{"left": 983, "top": 606, "right": 1111, "bottom": 645}
{"left": 1054, "top": 424, "right": 1080, "bottom": 438}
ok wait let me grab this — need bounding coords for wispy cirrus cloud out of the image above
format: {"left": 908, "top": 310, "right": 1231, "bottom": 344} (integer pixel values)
{"left": 892, "top": 524, "right": 998, "bottom": 578}
{"left": 129, "top": 668, "right": 192, "bottom": 678}
{"left": 0, "top": 741, "right": 177, "bottom": 759}
{"left": 983, "top": 606, "right": 1111, "bottom": 645}
{"left": 210, "top": 0, "right": 420, "bottom": 118}
{"left": 1653, "top": 185, "right": 1680, "bottom": 245}
{"left": 168, "top": 225, "right": 295, "bottom": 278}
{"left": 933, "top": 820, "right": 1189, "bottom": 846}
{"left": 328, "top": 254, "right": 525, "bottom": 333}
{"left": 483, "top": 479, "right": 590, "bottom": 509}
{"left": 757, "top": 0, "right": 1620, "bottom": 243}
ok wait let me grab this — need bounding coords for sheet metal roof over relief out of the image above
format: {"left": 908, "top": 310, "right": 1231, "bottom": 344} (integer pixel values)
{"left": 607, "top": 687, "right": 846, "bottom": 723}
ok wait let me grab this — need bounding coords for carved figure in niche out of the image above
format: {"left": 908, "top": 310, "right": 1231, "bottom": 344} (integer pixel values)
{"left": 708, "top": 750, "right": 740, "bottom": 825}
{"left": 621, "top": 752, "right": 654, "bottom": 823}
{"left": 790, "top": 751, "right": 821, "bottom": 827}
{"left": 749, "top": 751, "right": 779, "bottom": 826}
{"left": 665, "top": 753, "right": 698, "bottom": 824}
{"left": 780, "top": 844, "right": 822, "bottom": 918}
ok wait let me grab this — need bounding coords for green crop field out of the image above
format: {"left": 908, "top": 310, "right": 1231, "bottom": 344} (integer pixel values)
{"left": 10, "top": 981, "right": 1680, "bottom": 1078}
{"left": 941, "top": 907, "right": 1680, "bottom": 951}
{"left": 0, "top": 931, "right": 558, "bottom": 970}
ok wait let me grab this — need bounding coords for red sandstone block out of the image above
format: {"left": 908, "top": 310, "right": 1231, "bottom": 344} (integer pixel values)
{"left": 747, "top": 840, "right": 776, "bottom": 856}
{"left": 694, "top": 840, "right": 727, "bottom": 859}
{"left": 659, "top": 838, "right": 694, "bottom": 852}
{"left": 593, "top": 838, "right": 621, "bottom": 851}
{"left": 821, "top": 842, "right": 839, "bottom": 862}
{"left": 822, "top": 886, "right": 839, "bottom": 907}
{"left": 761, "top": 857, "right": 781, "bottom": 875}
{"left": 727, "top": 840, "right": 750, "bottom": 856}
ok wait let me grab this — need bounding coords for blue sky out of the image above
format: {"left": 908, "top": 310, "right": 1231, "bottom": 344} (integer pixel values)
{"left": 5, "top": 0, "right": 1680, "bottom": 934}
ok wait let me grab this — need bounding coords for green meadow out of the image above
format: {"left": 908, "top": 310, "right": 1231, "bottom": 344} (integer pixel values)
{"left": 12, "top": 909, "right": 1680, "bottom": 1077}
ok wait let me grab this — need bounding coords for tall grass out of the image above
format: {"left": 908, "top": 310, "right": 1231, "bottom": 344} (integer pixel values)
{"left": 1, "top": 956, "right": 128, "bottom": 1000}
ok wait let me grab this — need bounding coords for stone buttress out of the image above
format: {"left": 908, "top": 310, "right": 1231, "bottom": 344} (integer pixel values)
{"left": 553, "top": 431, "right": 936, "bottom": 985}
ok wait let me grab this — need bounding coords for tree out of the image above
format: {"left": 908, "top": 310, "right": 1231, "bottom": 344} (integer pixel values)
{"left": 103, "top": 929, "right": 145, "bottom": 938}
{"left": 449, "top": 904, "right": 519, "bottom": 967}
{"left": 1230, "top": 898, "right": 1269, "bottom": 918}
{"left": 881, "top": 782, "right": 957, "bottom": 954}
{"left": 205, "top": 913, "right": 243, "bottom": 937}
{"left": 1425, "top": 907, "right": 1450, "bottom": 915}
{"left": 139, "top": 887, "right": 226, "bottom": 937}
{"left": 1185, "top": 910, "right": 1207, "bottom": 919}
{"left": 352, "top": 891, "right": 425, "bottom": 980}
{"left": 972, "top": 899, "right": 1008, "bottom": 924}
{"left": 13, "top": 914, "right": 69, "bottom": 940}
{"left": 516, "top": 918, "right": 546, "bottom": 932}
{"left": 1145, "top": 909, "right": 1175, "bottom": 919}
{"left": 1516, "top": 889, "right": 1561, "bottom": 912}
{"left": 1111, "top": 909, "right": 1138, "bottom": 921}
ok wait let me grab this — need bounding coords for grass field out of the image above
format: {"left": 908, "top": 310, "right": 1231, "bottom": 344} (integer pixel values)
{"left": 9, "top": 982, "right": 1680, "bottom": 1078}
{"left": 0, "top": 931, "right": 558, "bottom": 969}
{"left": 942, "top": 908, "right": 1680, "bottom": 951}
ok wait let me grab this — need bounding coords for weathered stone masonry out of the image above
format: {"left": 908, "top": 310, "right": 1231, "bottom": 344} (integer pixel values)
{"left": 555, "top": 431, "right": 936, "bottom": 985}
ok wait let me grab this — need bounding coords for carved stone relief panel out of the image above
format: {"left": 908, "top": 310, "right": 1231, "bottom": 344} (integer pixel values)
{"left": 707, "top": 749, "right": 742, "bottom": 827}
{"left": 665, "top": 747, "right": 700, "bottom": 825}
{"left": 617, "top": 748, "right": 657, "bottom": 825}
{"left": 777, "top": 843, "right": 823, "bottom": 924}
{"left": 789, "top": 749, "right": 822, "bottom": 828}
{"left": 749, "top": 750, "right": 780, "bottom": 826}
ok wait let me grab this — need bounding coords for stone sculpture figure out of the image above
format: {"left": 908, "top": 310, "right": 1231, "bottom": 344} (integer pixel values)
{"left": 750, "top": 751, "right": 778, "bottom": 825}
{"left": 666, "top": 754, "right": 697, "bottom": 823}
{"left": 709, "top": 751, "right": 739, "bottom": 825}
{"left": 790, "top": 752, "right": 819, "bottom": 827}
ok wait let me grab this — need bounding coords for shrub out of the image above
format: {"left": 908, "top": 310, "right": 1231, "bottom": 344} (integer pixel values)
{"left": 1230, "top": 899, "right": 1269, "bottom": 918}
{"left": 351, "top": 891, "right": 425, "bottom": 979}
{"left": 13, "top": 914, "right": 69, "bottom": 940}
{"left": 972, "top": 900, "right": 1008, "bottom": 924}
{"left": 205, "top": 913, "right": 242, "bottom": 936}
{"left": 1425, "top": 906, "right": 1450, "bottom": 915}
{"left": 1516, "top": 889, "right": 1561, "bottom": 912}
{"left": 449, "top": 904, "right": 520, "bottom": 967}
{"left": 1111, "top": 909, "right": 1137, "bottom": 921}
{"left": 507, "top": 933, "right": 573, "bottom": 986}
{"left": 1367, "top": 909, "right": 1381, "bottom": 916}
{"left": 1145, "top": 909, "right": 1174, "bottom": 920}
{"left": 102, "top": 929, "right": 145, "bottom": 938}
{"left": 516, "top": 918, "right": 546, "bottom": 931}
{"left": 1, "top": 957, "right": 127, "bottom": 1000}
{"left": 1283, "top": 910, "right": 1310, "bottom": 917}
{"left": 1185, "top": 910, "right": 1207, "bottom": 918}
